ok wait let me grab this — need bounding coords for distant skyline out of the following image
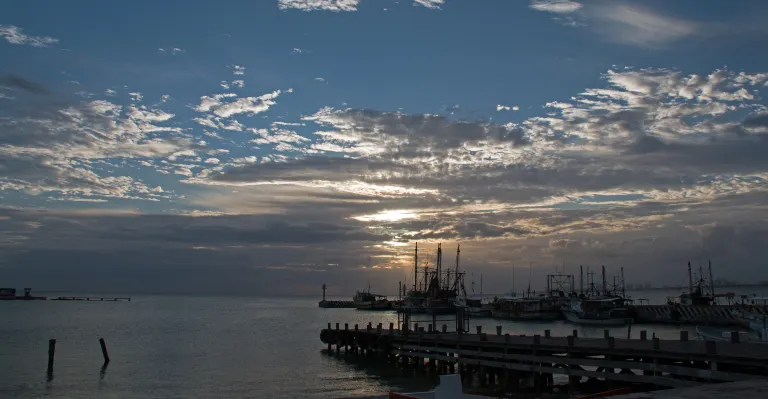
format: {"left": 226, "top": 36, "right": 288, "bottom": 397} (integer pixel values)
{"left": 2, "top": 0, "right": 768, "bottom": 295}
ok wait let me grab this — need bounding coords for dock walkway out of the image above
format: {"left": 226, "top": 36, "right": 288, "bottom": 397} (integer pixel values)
{"left": 320, "top": 322, "right": 768, "bottom": 393}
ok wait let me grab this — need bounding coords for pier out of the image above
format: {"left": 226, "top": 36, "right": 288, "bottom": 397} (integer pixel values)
{"left": 51, "top": 296, "right": 131, "bottom": 302}
{"left": 319, "top": 300, "right": 356, "bottom": 308}
{"left": 320, "top": 322, "right": 768, "bottom": 395}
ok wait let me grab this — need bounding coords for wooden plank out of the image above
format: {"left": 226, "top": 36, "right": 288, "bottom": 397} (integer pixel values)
{"left": 396, "top": 344, "right": 759, "bottom": 382}
{"left": 389, "top": 350, "right": 699, "bottom": 388}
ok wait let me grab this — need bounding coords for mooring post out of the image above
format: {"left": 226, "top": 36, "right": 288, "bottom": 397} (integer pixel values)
{"left": 567, "top": 335, "right": 574, "bottom": 346}
{"left": 572, "top": 329, "right": 578, "bottom": 338}
{"left": 544, "top": 329, "right": 551, "bottom": 338}
{"left": 442, "top": 324, "right": 447, "bottom": 333}
{"left": 336, "top": 323, "right": 339, "bottom": 331}
{"left": 47, "top": 338, "right": 56, "bottom": 376}
{"left": 99, "top": 338, "right": 110, "bottom": 364}
{"left": 476, "top": 325, "right": 482, "bottom": 335}
{"left": 603, "top": 329, "right": 610, "bottom": 340}
{"left": 428, "top": 324, "right": 433, "bottom": 333}
{"left": 355, "top": 324, "right": 358, "bottom": 331}
{"left": 505, "top": 333, "right": 510, "bottom": 344}
{"left": 653, "top": 337, "right": 660, "bottom": 350}
{"left": 640, "top": 330, "right": 647, "bottom": 341}
{"left": 377, "top": 323, "right": 382, "bottom": 333}
{"left": 533, "top": 334, "right": 541, "bottom": 345}
{"left": 608, "top": 336, "right": 615, "bottom": 349}
{"left": 345, "top": 323, "right": 348, "bottom": 331}
{"left": 389, "top": 322, "right": 393, "bottom": 332}
{"left": 680, "top": 330, "right": 689, "bottom": 341}
{"left": 496, "top": 325, "right": 502, "bottom": 336}
{"left": 730, "top": 331, "right": 740, "bottom": 343}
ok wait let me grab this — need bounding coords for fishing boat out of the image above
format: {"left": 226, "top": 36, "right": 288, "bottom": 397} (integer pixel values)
{"left": 400, "top": 243, "right": 466, "bottom": 316}
{"left": 492, "top": 295, "right": 562, "bottom": 320}
{"left": 461, "top": 294, "right": 493, "bottom": 317}
{"left": 0, "top": 288, "right": 46, "bottom": 300}
{"left": 562, "top": 296, "right": 632, "bottom": 326}
{"left": 491, "top": 273, "right": 573, "bottom": 321}
{"left": 353, "top": 286, "right": 390, "bottom": 310}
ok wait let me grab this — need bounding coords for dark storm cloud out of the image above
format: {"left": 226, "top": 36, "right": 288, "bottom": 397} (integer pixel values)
{"left": 0, "top": 75, "right": 50, "bottom": 94}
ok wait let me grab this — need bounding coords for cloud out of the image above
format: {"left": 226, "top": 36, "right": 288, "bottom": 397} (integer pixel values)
{"left": 231, "top": 80, "right": 245, "bottom": 88}
{"left": 587, "top": 2, "right": 701, "bottom": 48}
{"left": 194, "top": 90, "right": 282, "bottom": 118}
{"left": 232, "top": 65, "right": 246, "bottom": 75}
{"left": 0, "top": 25, "right": 58, "bottom": 47}
{"left": 0, "top": 75, "right": 51, "bottom": 94}
{"left": 529, "top": 0, "right": 582, "bottom": 14}
{"left": 414, "top": 0, "right": 444, "bottom": 10}
{"left": 0, "top": 80, "right": 191, "bottom": 199}
{"left": 315, "top": 77, "right": 326, "bottom": 82}
{"left": 292, "top": 48, "right": 304, "bottom": 54}
{"left": 278, "top": 0, "right": 360, "bottom": 12}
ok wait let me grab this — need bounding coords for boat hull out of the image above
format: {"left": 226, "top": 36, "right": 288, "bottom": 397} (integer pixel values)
{"left": 354, "top": 301, "right": 391, "bottom": 310}
{"left": 563, "top": 311, "right": 630, "bottom": 326}
{"left": 492, "top": 309, "right": 560, "bottom": 320}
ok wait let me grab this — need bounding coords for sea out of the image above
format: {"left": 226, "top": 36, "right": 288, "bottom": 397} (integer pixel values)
{"left": 1, "top": 287, "right": 766, "bottom": 399}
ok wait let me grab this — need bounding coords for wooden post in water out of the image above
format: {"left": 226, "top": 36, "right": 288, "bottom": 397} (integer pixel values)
{"left": 604, "top": 329, "right": 610, "bottom": 339}
{"left": 496, "top": 325, "right": 502, "bottom": 336}
{"left": 47, "top": 338, "right": 56, "bottom": 378}
{"left": 572, "top": 329, "right": 578, "bottom": 338}
{"left": 476, "top": 325, "right": 482, "bottom": 335}
{"left": 442, "top": 324, "right": 447, "bottom": 333}
{"left": 99, "top": 338, "right": 110, "bottom": 364}
{"left": 544, "top": 329, "right": 551, "bottom": 338}
{"left": 640, "top": 330, "right": 647, "bottom": 341}
{"left": 680, "top": 330, "right": 689, "bottom": 341}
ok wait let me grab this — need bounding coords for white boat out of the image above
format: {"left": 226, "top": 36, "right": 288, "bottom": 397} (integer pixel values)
{"left": 561, "top": 296, "right": 632, "bottom": 326}
{"left": 731, "top": 296, "right": 768, "bottom": 342}
{"left": 353, "top": 287, "right": 390, "bottom": 310}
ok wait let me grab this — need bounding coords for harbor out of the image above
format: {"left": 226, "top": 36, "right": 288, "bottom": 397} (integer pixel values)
{"left": 319, "top": 244, "right": 768, "bottom": 333}
{"left": 318, "top": 243, "right": 768, "bottom": 397}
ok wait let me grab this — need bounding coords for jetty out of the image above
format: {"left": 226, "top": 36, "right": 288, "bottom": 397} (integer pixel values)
{"left": 320, "top": 322, "right": 768, "bottom": 395}
{"left": 318, "top": 283, "right": 356, "bottom": 308}
{"left": 51, "top": 296, "right": 131, "bottom": 301}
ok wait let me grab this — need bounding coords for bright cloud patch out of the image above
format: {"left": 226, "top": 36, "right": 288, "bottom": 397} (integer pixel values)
{"left": 278, "top": 0, "right": 360, "bottom": 12}
{"left": 414, "top": 0, "right": 444, "bottom": 9}
{"left": 0, "top": 25, "right": 59, "bottom": 47}
{"left": 529, "top": 0, "right": 582, "bottom": 14}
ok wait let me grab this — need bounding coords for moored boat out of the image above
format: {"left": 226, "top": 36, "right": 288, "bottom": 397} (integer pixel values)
{"left": 562, "top": 296, "right": 632, "bottom": 326}
{"left": 492, "top": 295, "right": 561, "bottom": 320}
{"left": 353, "top": 287, "right": 390, "bottom": 310}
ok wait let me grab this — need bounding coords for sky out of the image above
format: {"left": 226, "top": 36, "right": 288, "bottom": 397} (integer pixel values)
{"left": 2, "top": 0, "right": 768, "bottom": 296}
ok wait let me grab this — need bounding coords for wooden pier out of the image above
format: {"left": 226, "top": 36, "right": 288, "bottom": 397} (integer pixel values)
{"left": 320, "top": 322, "right": 768, "bottom": 395}
{"left": 51, "top": 296, "right": 131, "bottom": 302}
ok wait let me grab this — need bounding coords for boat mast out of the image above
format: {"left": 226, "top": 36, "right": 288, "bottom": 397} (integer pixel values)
{"left": 709, "top": 260, "right": 715, "bottom": 297}
{"left": 436, "top": 243, "right": 442, "bottom": 290}
{"left": 579, "top": 265, "right": 584, "bottom": 295}
{"left": 601, "top": 265, "right": 607, "bottom": 296}
{"left": 454, "top": 244, "right": 461, "bottom": 290}
{"left": 621, "top": 267, "right": 626, "bottom": 298}
{"left": 414, "top": 242, "right": 418, "bottom": 292}
{"left": 512, "top": 263, "right": 516, "bottom": 297}
{"left": 687, "top": 261, "right": 694, "bottom": 295}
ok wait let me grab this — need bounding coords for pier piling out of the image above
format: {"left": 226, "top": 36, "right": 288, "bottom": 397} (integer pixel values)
{"left": 604, "top": 329, "right": 610, "bottom": 340}
{"left": 47, "top": 338, "right": 56, "bottom": 378}
{"left": 680, "top": 330, "right": 689, "bottom": 341}
{"left": 99, "top": 338, "right": 110, "bottom": 364}
{"left": 544, "top": 329, "right": 551, "bottom": 338}
{"left": 640, "top": 330, "right": 647, "bottom": 341}
{"left": 573, "top": 329, "right": 578, "bottom": 338}
{"left": 496, "top": 326, "right": 502, "bottom": 336}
